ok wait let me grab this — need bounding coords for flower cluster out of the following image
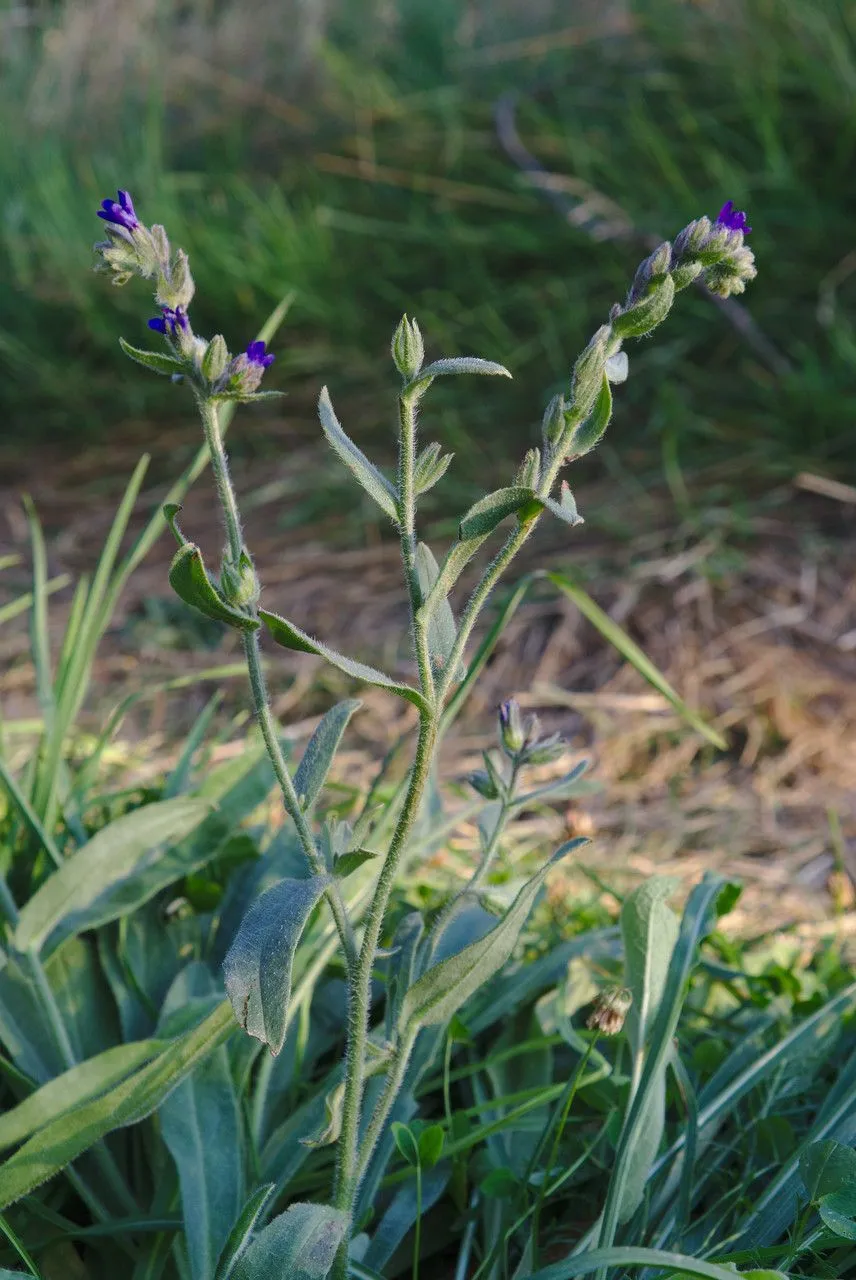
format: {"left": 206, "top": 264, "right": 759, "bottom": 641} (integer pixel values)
{"left": 94, "top": 189, "right": 276, "bottom": 398}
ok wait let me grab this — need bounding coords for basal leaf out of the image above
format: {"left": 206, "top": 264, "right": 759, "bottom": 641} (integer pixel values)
{"left": 14, "top": 798, "right": 212, "bottom": 955}
{"left": 169, "top": 543, "right": 260, "bottom": 631}
{"left": 458, "top": 487, "right": 540, "bottom": 541}
{"left": 294, "top": 699, "right": 361, "bottom": 812}
{"left": 223, "top": 875, "right": 330, "bottom": 1055}
{"left": 259, "top": 610, "right": 429, "bottom": 713}
{"left": 231, "top": 1201, "right": 348, "bottom": 1280}
{"left": 318, "top": 386, "right": 398, "bottom": 523}
{"left": 398, "top": 838, "right": 586, "bottom": 1033}
{"left": 0, "top": 1040, "right": 162, "bottom": 1151}
{"left": 214, "top": 1185, "right": 276, "bottom": 1280}
{"left": 0, "top": 1000, "right": 235, "bottom": 1209}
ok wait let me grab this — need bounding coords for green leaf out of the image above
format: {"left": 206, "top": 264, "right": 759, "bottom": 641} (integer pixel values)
{"left": 391, "top": 1122, "right": 420, "bottom": 1167}
{"left": 169, "top": 544, "right": 260, "bottom": 631}
{"left": 527, "top": 1245, "right": 759, "bottom": 1280}
{"left": 819, "top": 1196, "right": 856, "bottom": 1238}
{"left": 540, "top": 483, "right": 584, "bottom": 528}
{"left": 415, "top": 535, "right": 489, "bottom": 632}
{"left": 159, "top": 968, "right": 244, "bottom": 1280}
{"left": 362, "top": 1167, "right": 449, "bottom": 1271}
{"left": 294, "top": 700, "right": 361, "bottom": 812}
{"left": 799, "top": 1139, "right": 856, "bottom": 1207}
{"left": 548, "top": 571, "right": 727, "bottom": 750}
{"left": 119, "top": 337, "right": 187, "bottom": 377}
{"left": 458, "top": 487, "right": 540, "bottom": 540}
{"left": 408, "top": 356, "right": 512, "bottom": 394}
{"left": 570, "top": 374, "right": 613, "bottom": 455}
{"left": 415, "top": 542, "right": 460, "bottom": 677}
{"left": 0, "top": 1040, "right": 162, "bottom": 1151}
{"left": 259, "top": 610, "right": 429, "bottom": 713}
{"left": 214, "top": 1186, "right": 276, "bottom": 1280}
{"left": 223, "top": 875, "right": 330, "bottom": 1056}
{"left": 0, "top": 1001, "right": 235, "bottom": 1210}
{"left": 14, "top": 797, "right": 212, "bottom": 955}
{"left": 398, "top": 838, "right": 586, "bottom": 1033}
{"left": 418, "top": 1124, "right": 445, "bottom": 1169}
{"left": 318, "top": 386, "right": 398, "bottom": 523}
{"left": 413, "top": 442, "right": 453, "bottom": 496}
{"left": 231, "top": 1201, "right": 348, "bottom": 1280}
{"left": 617, "top": 877, "right": 681, "bottom": 1223}
{"left": 333, "top": 849, "right": 378, "bottom": 879}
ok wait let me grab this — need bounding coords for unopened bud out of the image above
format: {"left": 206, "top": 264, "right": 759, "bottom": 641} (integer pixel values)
{"left": 498, "top": 698, "right": 526, "bottom": 755}
{"left": 515, "top": 448, "right": 541, "bottom": 489}
{"left": 202, "top": 334, "right": 229, "bottom": 382}
{"left": 392, "top": 315, "right": 425, "bottom": 381}
{"left": 220, "top": 550, "right": 259, "bottom": 608}
{"left": 671, "top": 261, "right": 703, "bottom": 292}
{"left": 569, "top": 326, "right": 610, "bottom": 419}
{"left": 541, "top": 394, "right": 566, "bottom": 447}
{"left": 673, "top": 216, "right": 712, "bottom": 261}
{"left": 627, "top": 242, "right": 672, "bottom": 305}
{"left": 611, "top": 274, "right": 676, "bottom": 340}
{"left": 586, "top": 986, "right": 632, "bottom": 1036}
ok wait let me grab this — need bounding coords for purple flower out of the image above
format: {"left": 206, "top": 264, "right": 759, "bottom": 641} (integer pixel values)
{"left": 148, "top": 305, "right": 189, "bottom": 336}
{"left": 245, "top": 340, "right": 275, "bottom": 368}
{"left": 716, "top": 200, "right": 752, "bottom": 236}
{"left": 97, "top": 190, "right": 140, "bottom": 232}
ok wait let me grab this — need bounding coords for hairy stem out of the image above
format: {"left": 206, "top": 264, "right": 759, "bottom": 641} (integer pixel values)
{"left": 398, "top": 390, "right": 435, "bottom": 703}
{"left": 355, "top": 1030, "right": 418, "bottom": 1185}
{"left": 200, "top": 397, "right": 357, "bottom": 970}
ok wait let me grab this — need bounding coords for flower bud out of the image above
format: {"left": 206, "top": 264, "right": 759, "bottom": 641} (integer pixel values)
{"left": 202, "top": 334, "right": 229, "bottom": 382}
{"left": 611, "top": 274, "right": 676, "bottom": 340}
{"left": 392, "top": 315, "right": 425, "bottom": 381}
{"left": 673, "top": 216, "right": 712, "bottom": 261}
{"left": 220, "top": 550, "right": 259, "bottom": 608}
{"left": 670, "top": 261, "right": 703, "bottom": 292}
{"left": 626, "top": 242, "right": 672, "bottom": 306}
{"left": 468, "top": 770, "right": 499, "bottom": 801}
{"left": 541, "top": 393, "right": 566, "bottom": 448}
{"left": 159, "top": 248, "right": 195, "bottom": 311}
{"left": 586, "top": 986, "right": 632, "bottom": 1036}
{"left": 515, "top": 448, "right": 541, "bottom": 489}
{"left": 569, "top": 325, "right": 610, "bottom": 420}
{"left": 498, "top": 698, "right": 526, "bottom": 755}
{"left": 522, "top": 731, "right": 566, "bottom": 766}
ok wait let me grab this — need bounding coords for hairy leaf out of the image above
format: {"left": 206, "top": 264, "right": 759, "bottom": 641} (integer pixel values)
{"left": 214, "top": 1185, "right": 276, "bottom": 1280}
{"left": 318, "top": 386, "right": 398, "bottom": 522}
{"left": 119, "top": 337, "right": 187, "bottom": 376}
{"left": 223, "top": 875, "right": 330, "bottom": 1055}
{"left": 231, "top": 1201, "right": 348, "bottom": 1280}
{"left": 415, "top": 542, "right": 460, "bottom": 677}
{"left": 259, "top": 610, "right": 429, "bottom": 712}
{"left": 398, "top": 838, "right": 586, "bottom": 1033}
{"left": 15, "top": 798, "right": 212, "bottom": 955}
{"left": 408, "top": 356, "right": 512, "bottom": 395}
{"left": 458, "top": 487, "right": 540, "bottom": 540}
{"left": 169, "top": 543, "right": 260, "bottom": 631}
{"left": 294, "top": 699, "right": 361, "bottom": 812}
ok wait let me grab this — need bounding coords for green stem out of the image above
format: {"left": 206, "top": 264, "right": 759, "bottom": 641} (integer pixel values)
{"left": 398, "top": 391, "right": 435, "bottom": 702}
{"left": 413, "top": 1158, "right": 423, "bottom": 1280}
{"left": 332, "top": 712, "right": 437, "bottom": 1271}
{"left": 355, "top": 1030, "right": 418, "bottom": 1185}
{"left": 199, "top": 396, "right": 357, "bottom": 971}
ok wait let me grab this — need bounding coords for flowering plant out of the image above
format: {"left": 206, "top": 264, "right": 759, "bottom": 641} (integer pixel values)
{"left": 87, "top": 188, "right": 756, "bottom": 1277}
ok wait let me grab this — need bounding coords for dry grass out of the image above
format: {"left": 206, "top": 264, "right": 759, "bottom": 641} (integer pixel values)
{"left": 3, "top": 422, "right": 855, "bottom": 947}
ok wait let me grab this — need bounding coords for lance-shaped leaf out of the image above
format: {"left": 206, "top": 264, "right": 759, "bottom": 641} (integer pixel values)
{"left": 318, "top": 386, "right": 398, "bottom": 523}
{"left": 169, "top": 543, "right": 261, "bottom": 631}
{"left": 398, "top": 837, "right": 587, "bottom": 1034}
{"left": 540, "top": 482, "right": 584, "bottom": 529}
{"left": 569, "top": 374, "right": 613, "bottom": 456}
{"left": 259, "top": 610, "right": 429, "bottom": 714}
{"left": 119, "top": 337, "right": 187, "bottom": 377}
{"left": 407, "top": 356, "right": 512, "bottom": 395}
{"left": 415, "top": 542, "right": 461, "bottom": 677}
{"left": 223, "top": 875, "right": 330, "bottom": 1056}
{"left": 231, "top": 1201, "right": 349, "bottom": 1280}
{"left": 415, "top": 533, "right": 489, "bottom": 630}
{"left": 294, "top": 699, "right": 361, "bottom": 812}
{"left": 14, "top": 797, "right": 212, "bottom": 956}
{"left": 214, "top": 1185, "right": 277, "bottom": 1280}
{"left": 458, "top": 487, "right": 541, "bottom": 540}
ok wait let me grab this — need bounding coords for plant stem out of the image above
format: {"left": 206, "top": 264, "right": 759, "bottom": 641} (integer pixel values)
{"left": 199, "top": 396, "right": 357, "bottom": 970}
{"left": 355, "top": 1030, "right": 418, "bottom": 1185}
{"left": 332, "top": 712, "right": 437, "bottom": 1271}
{"left": 398, "top": 391, "right": 435, "bottom": 703}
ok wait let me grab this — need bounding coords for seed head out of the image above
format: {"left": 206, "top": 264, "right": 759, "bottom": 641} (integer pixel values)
{"left": 586, "top": 986, "right": 632, "bottom": 1036}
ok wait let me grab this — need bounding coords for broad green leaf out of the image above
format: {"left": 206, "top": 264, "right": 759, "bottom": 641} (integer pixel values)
{"left": 294, "top": 700, "right": 361, "bottom": 812}
{"left": 398, "top": 838, "right": 586, "bottom": 1033}
{"left": 259, "top": 610, "right": 429, "bottom": 713}
{"left": 159, "top": 968, "right": 243, "bottom": 1280}
{"left": 408, "top": 356, "right": 512, "bottom": 394}
{"left": 169, "top": 543, "right": 260, "bottom": 631}
{"left": 119, "top": 337, "right": 187, "bottom": 376}
{"left": 391, "top": 1122, "right": 419, "bottom": 1167}
{"left": 548, "top": 571, "right": 727, "bottom": 749}
{"left": 232, "top": 1201, "right": 348, "bottom": 1280}
{"left": 799, "top": 1139, "right": 856, "bottom": 1206}
{"left": 415, "top": 542, "right": 460, "bottom": 676}
{"left": 0, "top": 1000, "right": 234, "bottom": 1210}
{"left": 418, "top": 1124, "right": 445, "bottom": 1168}
{"left": 333, "top": 849, "right": 378, "bottom": 879}
{"left": 214, "top": 1185, "right": 276, "bottom": 1280}
{"left": 223, "top": 875, "right": 330, "bottom": 1055}
{"left": 622, "top": 878, "right": 680, "bottom": 1056}
{"left": 0, "top": 1040, "right": 161, "bottom": 1151}
{"left": 14, "top": 798, "right": 212, "bottom": 955}
{"left": 819, "top": 1197, "right": 856, "bottom": 1238}
{"left": 318, "top": 386, "right": 398, "bottom": 523}
{"left": 458, "top": 487, "right": 540, "bottom": 540}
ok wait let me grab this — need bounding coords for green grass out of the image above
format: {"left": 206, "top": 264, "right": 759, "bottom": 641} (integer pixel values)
{"left": 1, "top": 0, "right": 855, "bottom": 483}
